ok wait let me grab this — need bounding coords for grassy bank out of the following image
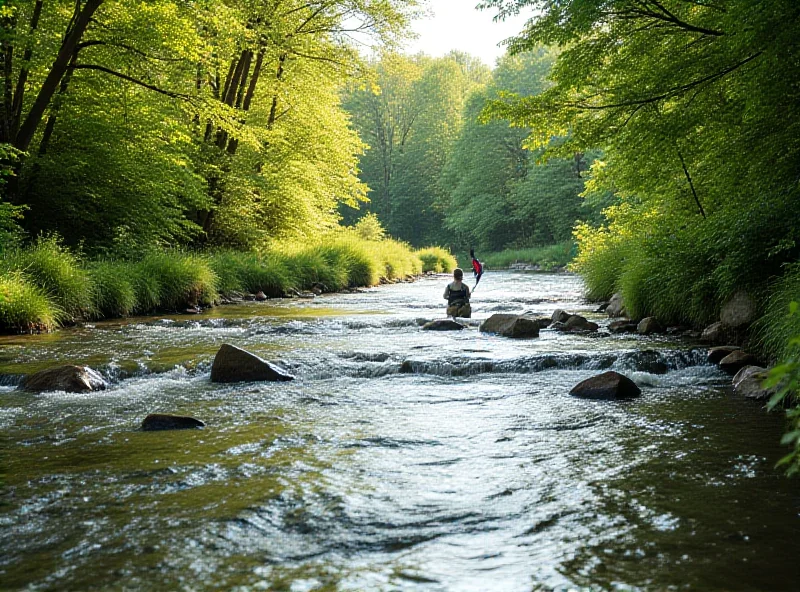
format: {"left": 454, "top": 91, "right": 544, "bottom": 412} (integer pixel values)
{"left": 0, "top": 235, "right": 454, "bottom": 333}
{"left": 479, "top": 242, "right": 575, "bottom": 271}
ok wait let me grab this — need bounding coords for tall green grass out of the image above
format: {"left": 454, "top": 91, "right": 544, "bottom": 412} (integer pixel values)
{"left": 0, "top": 272, "right": 61, "bottom": 332}
{"left": 482, "top": 242, "right": 575, "bottom": 271}
{"left": 0, "top": 234, "right": 428, "bottom": 332}
{"left": 136, "top": 251, "right": 218, "bottom": 310}
{"left": 416, "top": 246, "right": 457, "bottom": 273}
{"left": 88, "top": 261, "right": 138, "bottom": 318}
{"left": 756, "top": 264, "right": 800, "bottom": 360}
{"left": 1, "top": 236, "right": 92, "bottom": 321}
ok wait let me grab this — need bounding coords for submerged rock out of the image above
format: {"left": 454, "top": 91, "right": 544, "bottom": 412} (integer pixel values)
{"left": 18, "top": 365, "right": 108, "bottom": 393}
{"left": 210, "top": 344, "right": 294, "bottom": 383}
{"left": 707, "top": 345, "right": 740, "bottom": 365}
{"left": 422, "top": 319, "right": 466, "bottom": 331}
{"left": 570, "top": 371, "right": 641, "bottom": 400}
{"left": 637, "top": 317, "right": 663, "bottom": 335}
{"left": 719, "top": 350, "right": 760, "bottom": 375}
{"left": 141, "top": 413, "right": 205, "bottom": 431}
{"left": 480, "top": 314, "right": 540, "bottom": 338}
{"left": 732, "top": 366, "right": 775, "bottom": 401}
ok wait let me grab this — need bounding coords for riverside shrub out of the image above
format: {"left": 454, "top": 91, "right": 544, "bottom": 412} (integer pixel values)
{"left": 88, "top": 261, "right": 138, "bottom": 318}
{"left": 0, "top": 272, "right": 60, "bottom": 332}
{"left": 416, "top": 247, "right": 457, "bottom": 273}
{"left": 1, "top": 236, "right": 92, "bottom": 321}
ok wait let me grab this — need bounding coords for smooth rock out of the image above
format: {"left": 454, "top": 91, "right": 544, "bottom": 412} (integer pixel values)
{"left": 480, "top": 314, "right": 540, "bottom": 338}
{"left": 19, "top": 365, "right": 108, "bottom": 393}
{"left": 422, "top": 319, "right": 466, "bottom": 331}
{"left": 562, "top": 315, "right": 599, "bottom": 332}
{"left": 609, "top": 320, "right": 638, "bottom": 334}
{"left": 551, "top": 309, "right": 571, "bottom": 324}
{"left": 701, "top": 322, "right": 731, "bottom": 344}
{"left": 707, "top": 345, "right": 740, "bottom": 365}
{"left": 533, "top": 317, "right": 553, "bottom": 329}
{"left": 570, "top": 371, "right": 641, "bottom": 400}
{"left": 721, "top": 291, "right": 757, "bottom": 328}
{"left": 254, "top": 291, "right": 268, "bottom": 301}
{"left": 141, "top": 413, "right": 205, "bottom": 431}
{"left": 637, "top": 317, "right": 663, "bottom": 335}
{"left": 399, "top": 360, "right": 414, "bottom": 373}
{"left": 210, "top": 344, "right": 294, "bottom": 383}
{"left": 719, "top": 350, "right": 760, "bottom": 375}
{"left": 606, "top": 293, "right": 626, "bottom": 318}
{"left": 732, "top": 366, "right": 775, "bottom": 401}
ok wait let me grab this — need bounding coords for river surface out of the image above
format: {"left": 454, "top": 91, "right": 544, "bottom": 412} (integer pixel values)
{"left": 1, "top": 272, "right": 799, "bottom": 591}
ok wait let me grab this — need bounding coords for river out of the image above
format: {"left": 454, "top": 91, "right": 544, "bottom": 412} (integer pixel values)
{"left": 1, "top": 272, "right": 798, "bottom": 591}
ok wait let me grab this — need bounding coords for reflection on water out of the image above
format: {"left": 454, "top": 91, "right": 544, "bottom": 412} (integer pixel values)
{"left": 1, "top": 272, "right": 798, "bottom": 591}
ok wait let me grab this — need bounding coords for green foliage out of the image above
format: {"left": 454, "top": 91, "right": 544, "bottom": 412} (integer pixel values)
{"left": 1, "top": 236, "right": 92, "bottom": 321}
{"left": 352, "top": 213, "right": 386, "bottom": 242}
{"left": 0, "top": 272, "right": 60, "bottom": 333}
{"left": 136, "top": 252, "right": 218, "bottom": 310}
{"left": 281, "top": 249, "right": 348, "bottom": 293}
{"left": 481, "top": 242, "right": 573, "bottom": 271}
{"left": 757, "top": 266, "right": 800, "bottom": 361}
{"left": 763, "top": 302, "right": 800, "bottom": 476}
{"left": 416, "top": 246, "right": 458, "bottom": 273}
{"left": 87, "top": 261, "right": 138, "bottom": 319}
{"left": 480, "top": 0, "right": 800, "bottom": 327}
{"left": 374, "top": 239, "right": 422, "bottom": 280}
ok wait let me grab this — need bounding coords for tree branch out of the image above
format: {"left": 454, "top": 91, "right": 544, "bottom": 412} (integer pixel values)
{"left": 69, "top": 64, "right": 192, "bottom": 99}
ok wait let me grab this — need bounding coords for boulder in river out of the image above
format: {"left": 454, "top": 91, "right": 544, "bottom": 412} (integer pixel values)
{"left": 551, "top": 309, "right": 571, "bottom": 324}
{"left": 480, "top": 314, "right": 540, "bottom": 338}
{"left": 210, "top": 344, "right": 294, "bottom": 383}
{"left": 557, "top": 315, "right": 599, "bottom": 332}
{"left": 570, "top": 371, "right": 641, "bottom": 400}
{"left": 637, "top": 317, "right": 663, "bottom": 335}
{"left": 18, "top": 365, "right": 108, "bottom": 393}
{"left": 719, "top": 350, "right": 760, "bottom": 375}
{"left": 422, "top": 319, "right": 466, "bottom": 331}
{"left": 606, "top": 293, "right": 627, "bottom": 318}
{"left": 701, "top": 321, "right": 731, "bottom": 344}
{"left": 609, "top": 320, "right": 638, "bottom": 334}
{"left": 141, "top": 413, "right": 205, "bottom": 431}
{"left": 732, "top": 366, "right": 775, "bottom": 401}
{"left": 707, "top": 345, "right": 740, "bottom": 365}
{"left": 721, "top": 291, "right": 757, "bottom": 328}
{"left": 254, "top": 291, "right": 268, "bottom": 301}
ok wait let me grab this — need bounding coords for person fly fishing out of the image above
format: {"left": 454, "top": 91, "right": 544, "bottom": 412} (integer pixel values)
{"left": 443, "top": 249, "right": 483, "bottom": 318}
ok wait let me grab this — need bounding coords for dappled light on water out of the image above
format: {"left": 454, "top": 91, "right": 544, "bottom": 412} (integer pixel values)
{"left": 1, "top": 273, "right": 798, "bottom": 591}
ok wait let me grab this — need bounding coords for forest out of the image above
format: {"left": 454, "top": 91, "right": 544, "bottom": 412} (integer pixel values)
{"left": 1, "top": 0, "right": 800, "bottom": 471}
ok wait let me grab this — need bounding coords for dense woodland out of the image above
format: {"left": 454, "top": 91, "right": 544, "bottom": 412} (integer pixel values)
{"left": 1, "top": 0, "right": 800, "bottom": 469}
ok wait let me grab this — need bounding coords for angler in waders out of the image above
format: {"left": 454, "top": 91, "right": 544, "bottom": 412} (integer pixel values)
{"left": 444, "top": 268, "right": 472, "bottom": 318}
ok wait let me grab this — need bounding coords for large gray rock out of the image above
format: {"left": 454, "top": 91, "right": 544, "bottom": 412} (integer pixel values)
{"left": 422, "top": 319, "right": 466, "bottom": 331}
{"left": 480, "top": 314, "right": 540, "bottom": 338}
{"left": 721, "top": 291, "right": 757, "bottom": 328}
{"left": 141, "top": 414, "right": 205, "bottom": 431}
{"left": 609, "top": 320, "right": 638, "bottom": 334}
{"left": 551, "top": 309, "right": 571, "bottom": 324}
{"left": 701, "top": 322, "right": 731, "bottom": 345}
{"left": 719, "top": 350, "right": 760, "bottom": 375}
{"left": 570, "top": 371, "right": 641, "bottom": 400}
{"left": 637, "top": 317, "right": 663, "bottom": 335}
{"left": 210, "top": 344, "right": 294, "bottom": 383}
{"left": 732, "top": 366, "right": 775, "bottom": 401}
{"left": 707, "top": 345, "right": 740, "bottom": 365}
{"left": 606, "top": 293, "right": 626, "bottom": 318}
{"left": 18, "top": 365, "right": 108, "bottom": 393}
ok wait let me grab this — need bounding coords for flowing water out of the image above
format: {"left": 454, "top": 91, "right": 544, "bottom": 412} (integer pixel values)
{"left": 1, "top": 272, "right": 798, "bottom": 591}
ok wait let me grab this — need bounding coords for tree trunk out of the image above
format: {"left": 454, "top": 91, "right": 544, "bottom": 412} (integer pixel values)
{"left": 15, "top": 0, "right": 104, "bottom": 152}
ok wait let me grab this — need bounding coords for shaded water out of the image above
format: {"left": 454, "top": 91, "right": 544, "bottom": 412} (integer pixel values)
{"left": 1, "top": 272, "right": 798, "bottom": 591}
